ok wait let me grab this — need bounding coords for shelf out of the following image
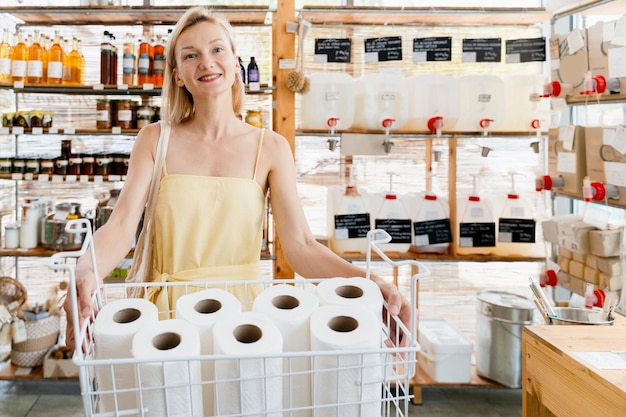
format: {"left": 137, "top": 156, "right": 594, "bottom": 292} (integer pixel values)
{"left": 296, "top": 129, "right": 548, "bottom": 138}
{"left": 565, "top": 93, "right": 626, "bottom": 106}
{"left": 552, "top": 190, "right": 626, "bottom": 209}
{"left": 0, "top": 173, "right": 127, "bottom": 182}
{"left": 298, "top": 6, "right": 550, "bottom": 26}
{"left": 0, "top": 5, "right": 272, "bottom": 26}
{"left": 0, "top": 83, "right": 274, "bottom": 96}
{"left": 0, "top": 361, "right": 49, "bottom": 381}
{"left": 339, "top": 251, "right": 543, "bottom": 263}
{"left": 0, "top": 127, "right": 140, "bottom": 136}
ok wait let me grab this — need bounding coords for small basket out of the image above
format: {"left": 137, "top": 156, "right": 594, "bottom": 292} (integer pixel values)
{"left": 11, "top": 315, "right": 61, "bottom": 368}
{"left": 0, "top": 276, "right": 27, "bottom": 312}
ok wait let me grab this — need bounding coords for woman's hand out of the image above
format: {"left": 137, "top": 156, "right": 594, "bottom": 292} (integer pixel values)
{"left": 63, "top": 267, "right": 97, "bottom": 351}
{"left": 373, "top": 278, "right": 416, "bottom": 348}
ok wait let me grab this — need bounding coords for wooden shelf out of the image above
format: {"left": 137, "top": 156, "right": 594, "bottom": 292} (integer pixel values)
{"left": 566, "top": 93, "right": 626, "bottom": 106}
{"left": 299, "top": 5, "right": 550, "bottom": 26}
{"left": 552, "top": 190, "right": 626, "bottom": 209}
{"left": 339, "top": 250, "right": 543, "bottom": 263}
{"left": 297, "top": 129, "right": 549, "bottom": 138}
{"left": 0, "top": 5, "right": 272, "bottom": 26}
{"left": 0, "top": 82, "right": 273, "bottom": 95}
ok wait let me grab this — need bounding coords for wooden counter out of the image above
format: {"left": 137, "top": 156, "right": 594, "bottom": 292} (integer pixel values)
{"left": 522, "top": 322, "right": 626, "bottom": 417}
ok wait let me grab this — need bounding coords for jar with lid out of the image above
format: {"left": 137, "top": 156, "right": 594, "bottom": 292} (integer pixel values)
{"left": 95, "top": 153, "right": 112, "bottom": 176}
{"left": 68, "top": 154, "right": 82, "bottom": 175}
{"left": 96, "top": 99, "right": 112, "bottom": 129}
{"left": 2, "top": 112, "right": 14, "bottom": 127}
{"left": 4, "top": 222, "right": 20, "bottom": 249}
{"left": 25, "top": 158, "right": 40, "bottom": 174}
{"left": 54, "top": 158, "right": 68, "bottom": 175}
{"left": 0, "top": 157, "right": 12, "bottom": 174}
{"left": 13, "top": 112, "right": 30, "bottom": 129}
{"left": 42, "top": 112, "right": 53, "bottom": 128}
{"left": 81, "top": 154, "right": 95, "bottom": 175}
{"left": 116, "top": 100, "right": 134, "bottom": 129}
{"left": 12, "top": 158, "right": 26, "bottom": 174}
{"left": 245, "top": 109, "right": 263, "bottom": 128}
{"left": 40, "top": 157, "right": 54, "bottom": 175}
{"left": 29, "top": 112, "right": 43, "bottom": 128}
{"left": 136, "top": 105, "right": 155, "bottom": 129}
{"left": 61, "top": 139, "right": 72, "bottom": 157}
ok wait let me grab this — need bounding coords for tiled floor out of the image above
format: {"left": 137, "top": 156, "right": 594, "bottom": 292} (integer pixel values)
{"left": 1, "top": 378, "right": 521, "bottom": 417}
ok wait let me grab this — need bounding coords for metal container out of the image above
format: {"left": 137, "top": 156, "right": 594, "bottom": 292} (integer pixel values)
{"left": 42, "top": 203, "right": 86, "bottom": 251}
{"left": 549, "top": 307, "right": 615, "bottom": 325}
{"left": 475, "top": 290, "right": 535, "bottom": 388}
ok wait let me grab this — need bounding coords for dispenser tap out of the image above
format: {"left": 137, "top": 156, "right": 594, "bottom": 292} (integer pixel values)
{"left": 580, "top": 72, "right": 607, "bottom": 96}
{"left": 535, "top": 175, "right": 565, "bottom": 192}
{"left": 383, "top": 138, "right": 394, "bottom": 154}
{"left": 427, "top": 116, "right": 444, "bottom": 137}
{"left": 326, "top": 117, "right": 339, "bottom": 151}
{"left": 479, "top": 118, "right": 493, "bottom": 137}
{"left": 382, "top": 118, "right": 395, "bottom": 153}
{"left": 582, "top": 177, "right": 619, "bottom": 202}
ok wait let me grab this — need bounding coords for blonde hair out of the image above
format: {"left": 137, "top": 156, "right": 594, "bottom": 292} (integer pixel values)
{"left": 161, "top": 7, "right": 245, "bottom": 123}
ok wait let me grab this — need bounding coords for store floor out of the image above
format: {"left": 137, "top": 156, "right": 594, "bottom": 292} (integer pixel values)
{"left": 0, "top": 379, "right": 522, "bottom": 417}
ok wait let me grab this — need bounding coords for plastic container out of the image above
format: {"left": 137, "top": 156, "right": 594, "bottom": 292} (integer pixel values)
{"left": 456, "top": 174, "right": 496, "bottom": 255}
{"left": 406, "top": 74, "right": 460, "bottom": 134}
{"left": 475, "top": 290, "right": 535, "bottom": 388}
{"left": 299, "top": 72, "right": 355, "bottom": 131}
{"left": 452, "top": 75, "right": 505, "bottom": 133}
{"left": 410, "top": 190, "right": 451, "bottom": 254}
{"left": 352, "top": 73, "right": 409, "bottom": 132}
{"left": 501, "top": 74, "right": 550, "bottom": 133}
{"left": 327, "top": 184, "right": 371, "bottom": 255}
{"left": 418, "top": 319, "right": 473, "bottom": 383}
{"left": 373, "top": 192, "right": 412, "bottom": 253}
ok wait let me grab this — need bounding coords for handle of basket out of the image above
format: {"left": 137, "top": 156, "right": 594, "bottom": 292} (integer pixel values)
{"left": 48, "top": 219, "right": 99, "bottom": 357}
{"left": 366, "top": 229, "right": 430, "bottom": 358}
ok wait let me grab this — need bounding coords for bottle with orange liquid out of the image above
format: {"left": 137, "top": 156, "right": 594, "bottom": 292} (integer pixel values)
{"left": 122, "top": 32, "right": 135, "bottom": 86}
{"left": 47, "top": 31, "right": 63, "bottom": 85}
{"left": 11, "top": 30, "right": 28, "bottom": 83}
{"left": 152, "top": 35, "right": 165, "bottom": 88}
{"left": 70, "top": 38, "right": 85, "bottom": 85}
{"left": 0, "top": 28, "right": 12, "bottom": 84}
{"left": 62, "top": 37, "right": 72, "bottom": 84}
{"left": 137, "top": 37, "right": 153, "bottom": 85}
{"left": 27, "top": 29, "right": 45, "bottom": 84}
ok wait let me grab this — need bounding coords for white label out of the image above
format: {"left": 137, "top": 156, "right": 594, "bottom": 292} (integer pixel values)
{"left": 123, "top": 56, "right": 134, "bottom": 70}
{"left": 94, "top": 175, "right": 103, "bottom": 183}
{"left": 96, "top": 110, "right": 109, "bottom": 121}
{"left": 462, "top": 51, "right": 477, "bottom": 62}
{"left": 11, "top": 173, "right": 22, "bottom": 180}
{"left": 381, "top": 91, "right": 396, "bottom": 101}
{"left": 364, "top": 51, "right": 378, "bottom": 63}
{"left": 335, "top": 228, "right": 349, "bottom": 240}
{"left": 47, "top": 61, "right": 63, "bottom": 79}
{"left": 0, "top": 127, "right": 9, "bottom": 134}
{"left": 566, "top": 29, "right": 585, "bottom": 54}
{"left": 413, "top": 51, "right": 427, "bottom": 62}
{"left": 248, "top": 81, "right": 260, "bottom": 91}
{"left": 559, "top": 125, "right": 576, "bottom": 151}
{"left": 314, "top": 54, "right": 328, "bottom": 63}
{"left": 469, "top": 206, "right": 484, "bottom": 218}
{"left": 65, "top": 174, "right": 77, "bottom": 182}
{"left": 11, "top": 60, "right": 26, "bottom": 77}
{"left": 0, "top": 58, "right": 10, "bottom": 75}
{"left": 557, "top": 152, "right": 576, "bottom": 174}
{"left": 93, "top": 84, "right": 104, "bottom": 90}
{"left": 610, "top": 126, "right": 626, "bottom": 154}
{"left": 414, "top": 234, "right": 430, "bottom": 246}
{"left": 49, "top": 126, "right": 59, "bottom": 134}
{"left": 604, "top": 162, "right": 626, "bottom": 187}
{"left": 51, "top": 175, "right": 64, "bottom": 183}
{"left": 506, "top": 53, "right": 521, "bottom": 63}
{"left": 325, "top": 91, "right": 339, "bottom": 101}
{"left": 612, "top": 16, "right": 626, "bottom": 46}
{"left": 142, "top": 83, "right": 154, "bottom": 90}
{"left": 0, "top": 323, "right": 11, "bottom": 344}
{"left": 27, "top": 60, "right": 43, "bottom": 77}
{"left": 460, "top": 237, "right": 474, "bottom": 247}
{"left": 12, "top": 126, "right": 24, "bottom": 135}
{"left": 32, "top": 127, "right": 43, "bottom": 135}
{"left": 80, "top": 175, "right": 89, "bottom": 183}
{"left": 478, "top": 94, "right": 491, "bottom": 103}
{"left": 37, "top": 174, "right": 49, "bottom": 182}
{"left": 64, "top": 127, "right": 75, "bottom": 134}
{"left": 498, "top": 232, "right": 513, "bottom": 243}
{"left": 117, "top": 110, "right": 132, "bottom": 121}
{"left": 108, "top": 174, "right": 121, "bottom": 182}
{"left": 24, "top": 173, "right": 33, "bottom": 180}
{"left": 112, "top": 126, "right": 122, "bottom": 134}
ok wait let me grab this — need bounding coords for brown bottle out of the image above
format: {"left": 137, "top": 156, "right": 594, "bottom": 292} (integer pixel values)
{"left": 137, "top": 37, "right": 153, "bottom": 85}
{"left": 27, "top": 29, "right": 44, "bottom": 84}
{"left": 47, "top": 31, "right": 63, "bottom": 85}
{"left": 152, "top": 35, "right": 165, "bottom": 88}
{"left": 11, "top": 30, "right": 27, "bottom": 83}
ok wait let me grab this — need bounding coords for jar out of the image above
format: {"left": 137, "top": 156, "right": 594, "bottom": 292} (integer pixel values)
{"left": 136, "top": 105, "right": 155, "bottom": 129}
{"left": 25, "top": 158, "right": 40, "bottom": 174}
{"left": 95, "top": 154, "right": 112, "bottom": 175}
{"left": 29, "top": 112, "right": 43, "bottom": 128}
{"left": 13, "top": 111, "right": 30, "bottom": 129}
{"left": 4, "top": 222, "right": 20, "bottom": 249}
{"left": 54, "top": 158, "right": 68, "bottom": 175}
{"left": 96, "top": 99, "right": 112, "bottom": 129}
{"left": 112, "top": 153, "right": 125, "bottom": 175}
{"left": 116, "top": 100, "right": 134, "bottom": 129}
{"left": 61, "top": 139, "right": 72, "bottom": 157}
{"left": 42, "top": 112, "right": 53, "bottom": 128}
{"left": 68, "top": 155, "right": 83, "bottom": 175}
{"left": 245, "top": 109, "right": 263, "bottom": 128}
{"left": 40, "top": 158, "right": 54, "bottom": 175}
{"left": 12, "top": 158, "right": 26, "bottom": 174}
{"left": 0, "top": 158, "right": 12, "bottom": 174}
{"left": 81, "top": 154, "right": 95, "bottom": 175}
{"left": 2, "top": 112, "right": 14, "bottom": 128}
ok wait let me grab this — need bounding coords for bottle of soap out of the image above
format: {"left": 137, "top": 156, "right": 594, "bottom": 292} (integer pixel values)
{"left": 410, "top": 174, "right": 451, "bottom": 254}
{"left": 373, "top": 173, "right": 412, "bottom": 253}
{"left": 456, "top": 173, "right": 496, "bottom": 255}
{"left": 495, "top": 172, "right": 537, "bottom": 257}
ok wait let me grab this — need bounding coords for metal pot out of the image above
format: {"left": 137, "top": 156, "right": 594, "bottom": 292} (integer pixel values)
{"left": 42, "top": 203, "right": 86, "bottom": 251}
{"left": 549, "top": 307, "right": 615, "bottom": 326}
{"left": 94, "top": 189, "right": 120, "bottom": 230}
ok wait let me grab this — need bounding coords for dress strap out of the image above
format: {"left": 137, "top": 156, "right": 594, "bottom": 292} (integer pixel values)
{"left": 252, "top": 129, "right": 265, "bottom": 181}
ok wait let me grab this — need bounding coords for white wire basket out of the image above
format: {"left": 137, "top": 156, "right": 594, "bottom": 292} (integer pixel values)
{"left": 50, "top": 220, "right": 429, "bottom": 417}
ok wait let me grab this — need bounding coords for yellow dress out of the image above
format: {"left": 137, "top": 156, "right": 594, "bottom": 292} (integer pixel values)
{"left": 147, "top": 128, "right": 266, "bottom": 318}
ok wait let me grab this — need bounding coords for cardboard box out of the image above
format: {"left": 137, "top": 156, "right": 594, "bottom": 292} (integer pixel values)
{"left": 43, "top": 346, "right": 78, "bottom": 379}
{"left": 558, "top": 219, "right": 594, "bottom": 253}
{"left": 587, "top": 21, "right": 617, "bottom": 91}
{"left": 559, "top": 246, "right": 573, "bottom": 259}
{"left": 558, "top": 256, "right": 571, "bottom": 272}
{"left": 572, "top": 251, "right": 586, "bottom": 264}
{"left": 599, "top": 272, "right": 623, "bottom": 291}
{"left": 568, "top": 275, "right": 585, "bottom": 296}
{"left": 547, "top": 126, "right": 587, "bottom": 195}
{"left": 585, "top": 126, "right": 626, "bottom": 202}
{"left": 543, "top": 215, "right": 580, "bottom": 244}
{"left": 589, "top": 228, "right": 623, "bottom": 257}
{"left": 550, "top": 30, "right": 589, "bottom": 95}
{"left": 569, "top": 260, "right": 585, "bottom": 279}
{"left": 583, "top": 265, "right": 600, "bottom": 285}
{"left": 586, "top": 253, "right": 598, "bottom": 269}
{"left": 418, "top": 319, "right": 473, "bottom": 383}
{"left": 597, "top": 256, "right": 621, "bottom": 276}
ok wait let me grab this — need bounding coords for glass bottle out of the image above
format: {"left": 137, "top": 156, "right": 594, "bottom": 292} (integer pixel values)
{"left": 70, "top": 38, "right": 84, "bottom": 85}
{"left": 247, "top": 56, "right": 259, "bottom": 83}
{"left": 0, "top": 28, "right": 12, "bottom": 84}
{"left": 152, "top": 35, "right": 165, "bottom": 88}
{"left": 11, "top": 30, "right": 28, "bottom": 83}
{"left": 100, "top": 31, "right": 115, "bottom": 85}
{"left": 122, "top": 32, "right": 135, "bottom": 86}
{"left": 137, "top": 37, "right": 153, "bottom": 85}
{"left": 47, "top": 30, "right": 63, "bottom": 85}
{"left": 27, "top": 29, "right": 44, "bottom": 84}
{"left": 62, "top": 37, "right": 72, "bottom": 84}
{"left": 238, "top": 56, "right": 245, "bottom": 84}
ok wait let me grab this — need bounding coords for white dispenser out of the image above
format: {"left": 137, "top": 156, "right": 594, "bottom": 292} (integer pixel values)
{"left": 410, "top": 176, "right": 451, "bottom": 254}
{"left": 452, "top": 75, "right": 505, "bottom": 134}
{"left": 406, "top": 74, "right": 460, "bottom": 133}
{"left": 352, "top": 72, "right": 409, "bottom": 132}
{"left": 494, "top": 173, "right": 537, "bottom": 257}
{"left": 20, "top": 201, "right": 43, "bottom": 249}
{"left": 373, "top": 175, "right": 412, "bottom": 253}
{"left": 456, "top": 174, "right": 496, "bottom": 255}
{"left": 501, "top": 74, "right": 550, "bottom": 133}
{"left": 327, "top": 168, "right": 371, "bottom": 255}
{"left": 299, "top": 72, "right": 355, "bottom": 131}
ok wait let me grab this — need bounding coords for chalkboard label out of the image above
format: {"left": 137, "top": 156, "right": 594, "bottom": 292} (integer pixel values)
{"left": 364, "top": 36, "right": 403, "bottom": 62}
{"left": 505, "top": 37, "right": 546, "bottom": 63}
{"left": 413, "top": 219, "right": 452, "bottom": 246}
{"left": 498, "top": 218, "right": 536, "bottom": 243}
{"left": 459, "top": 222, "right": 496, "bottom": 247}
{"left": 314, "top": 38, "right": 352, "bottom": 63}
{"left": 462, "top": 38, "right": 502, "bottom": 63}
{"left": 334, "top": 213, "right": 371, "bottom": 240}
{"left": 413, "top": 37, "right": 452, "bottom": 62}
{"left": 375, "top": 218, "right": 412, "bottom": 244}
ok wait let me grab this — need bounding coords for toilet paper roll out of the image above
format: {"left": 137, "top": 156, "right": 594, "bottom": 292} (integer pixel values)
{"left": 131, "top": 319, "right": 203, "bottom": 417}
{"left": 310, "top": 304, "right": 383, "bottom": 417}
{"left": 93, "top": 298, "right": 158, "bottom": 416}
{"left": 252, "top": 284, "right": 319, "bottom": 417}
{"left": 316, "top": 277, "right": 384, "bottom": 319}
{"left": 176, "top": 288, "right": 242, "bottom": 416}
{"left": 213, "top": 312, "right": 283, "bottom": 417}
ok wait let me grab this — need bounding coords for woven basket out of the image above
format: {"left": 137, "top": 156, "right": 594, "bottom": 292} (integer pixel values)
{"left": 11, "top": 315, "right": 60, "bottom": 368}
{"left": 0, "top": 276, "right": 27, "bottom": 312}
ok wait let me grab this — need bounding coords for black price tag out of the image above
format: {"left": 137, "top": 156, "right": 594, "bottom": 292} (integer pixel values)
{"left": 459, "top": 222, "right": 496, "bottom": 247}
{"left": 374, "top": 218, "right": 412, "bottom": 244}
{"left": 314, "top": 38, "right": 352, "bottom": 63}
{"left": 462, "top": 38, "right": 502, "bottom": 62}
{"left": 364, "top": 36, "right": 403, "bottom": 62}
{"left": 413, "top": 37, "right": 452, "bottom": 62}
{"left": 505, "top": 37, "right": 546, "bottom": 63}
{"left": 413, "top": 219, "right": 452, "bottom": 246}
{"left": 334, "top": 213, "right": 371, "bottom": 239}
{"left": 498, "top": 218, "right": 536, "bottom": 243}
